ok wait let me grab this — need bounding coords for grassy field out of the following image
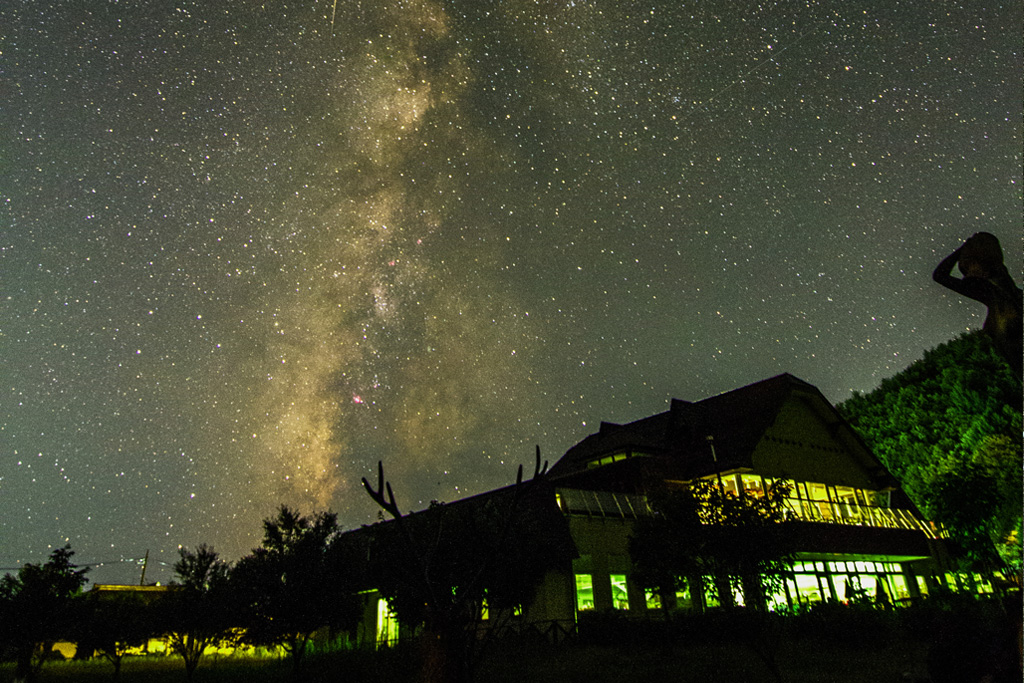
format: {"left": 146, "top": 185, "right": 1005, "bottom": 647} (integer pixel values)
{"left": 0, "top": 635, "right": 932, "bottom": 683}
{"left": 2, "top": 598, "right": 1016, "bottom": 683}
{"left": 0, "top": 643, "right": 933, "bottom": 683}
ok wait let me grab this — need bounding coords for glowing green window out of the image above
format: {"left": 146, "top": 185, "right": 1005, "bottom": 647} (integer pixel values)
{"left": 794, "top": 574, "right": 825, "bottom": 604}
{"left": 675, "top": 581, "right": 693, "bottom": 610}
{"left": 644, "top": 588, "right": 661, "bottom": 609}
{"left": 575, "top": 574, "right": 594, "bottom": 611}
{"left": 703, "top": 576, "right": 720, "bottom": 608}
{"left": 376, "top": 598, "right": 399, "bottom": 648}
{"left": 610, "top": 574, "right": 629, "bottom": 610}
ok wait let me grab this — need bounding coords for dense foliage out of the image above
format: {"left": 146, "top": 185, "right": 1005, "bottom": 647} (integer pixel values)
{"left": 0, "top": 545, "right": 90, "bottom": 682}
{"left": 231, "top": 506, "right": 358, "bottom": 675}
{"left": 629, "top": 479, "right": 794, "bottom": 611}
{"left": 159, "top": 545, "right": 236, "bottom": 680}
{"left": 838, "top": 331, "right": 1022, "bottom": 570}
{"left": 78, "top": 592, "right": 160, "bottom": 679}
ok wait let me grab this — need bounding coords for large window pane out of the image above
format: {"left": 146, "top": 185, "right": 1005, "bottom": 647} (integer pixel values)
{"left": 575, "top": 574, "right": 594, "bottom": 611}
{"left": 793, "top": 573, "right": 824, "bottom": 605}
{"left": 376, "top": 598, "right": 399, "bottom": 647}
{"left": 675, "top": 580, "right": 693, "bottom": 610}
{"left": 740, "top": 474, "right": 764, "bottom": 498}
{"left": 610, "top": 574, "right": 629, "bottom": 610}
{"left": 887, "top": 573, "right": 910, "bottom": 601}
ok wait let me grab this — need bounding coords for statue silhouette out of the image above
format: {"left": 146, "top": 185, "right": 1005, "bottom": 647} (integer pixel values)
{"left": 933, "top": 232, "right": 1022, "bottom": 378}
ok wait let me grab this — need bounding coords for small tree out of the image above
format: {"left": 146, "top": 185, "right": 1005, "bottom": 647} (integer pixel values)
{"left": 630, "top": 479, "right": 793, "bottom": 612}
{"left": 630, "top": 481, "right": 792, "bottom": 682}
{"left": 77, "top": 592, "right": 158, "bottom": 680}
{"left": 0, "top": 545, "right": 89, "bottom": 683}
{"left": 158, "top": 545, "right": 235, "bottom": 681}
{"left": 232, "top": 506, "right": 359, "bottom": 676}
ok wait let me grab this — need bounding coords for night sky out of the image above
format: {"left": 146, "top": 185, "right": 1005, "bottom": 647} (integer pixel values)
{"left": 3, "top": 1, "right": 1020, "bottom": 583}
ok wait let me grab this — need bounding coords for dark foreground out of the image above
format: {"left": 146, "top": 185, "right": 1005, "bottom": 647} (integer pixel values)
{"left": 3, "top": 598, "right": 1019, "bottom": 683}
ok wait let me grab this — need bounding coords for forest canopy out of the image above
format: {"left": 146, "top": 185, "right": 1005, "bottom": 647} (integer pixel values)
{"left": 838, "top": 331, "right": 1022, "bottom": 571}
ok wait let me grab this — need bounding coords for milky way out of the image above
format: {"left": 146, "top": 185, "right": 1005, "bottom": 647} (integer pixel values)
{"left": 3, "top": 1, "right": 1020, "bottom": 582}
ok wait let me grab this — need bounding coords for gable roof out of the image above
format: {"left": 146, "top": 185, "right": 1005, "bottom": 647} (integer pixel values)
{"left": 547, "top": 373, "right": 894, "bottom": 490}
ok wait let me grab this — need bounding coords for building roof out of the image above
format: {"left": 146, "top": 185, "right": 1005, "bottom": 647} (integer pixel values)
{"left": 341, "top": 477, "right": 578, "bottom": 593}
{"left": 547, "top": 373, "right": 894, "bottom": 490}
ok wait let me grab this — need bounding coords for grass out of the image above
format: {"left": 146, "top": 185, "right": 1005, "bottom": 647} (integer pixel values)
{"left": 3, "top": 598, "right": 1017, "bottom": 683}
{"left": 479, "top": 635, "right": 930, "bottom": 683}
{"left": 0, "top": 635, "right": 931, "bottom": 683}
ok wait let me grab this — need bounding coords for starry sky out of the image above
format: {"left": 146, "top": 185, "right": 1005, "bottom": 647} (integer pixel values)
{"left": 3, "top": 0, "right": 1020, "bottom": 583}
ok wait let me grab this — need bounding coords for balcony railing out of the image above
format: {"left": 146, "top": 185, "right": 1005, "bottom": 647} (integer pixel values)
{"left": 555, "top": 487, "right": 944, "bottom": 539}
{"left": 780, "top": 497, "right": 945, "bottom": 539}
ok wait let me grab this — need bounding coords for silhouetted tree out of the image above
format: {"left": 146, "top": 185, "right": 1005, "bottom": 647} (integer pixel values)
{"left": 0, "top": 545, "right": 89, "bottom": 683}
{"left": 630, "top": 481, "right": 792, "bottom": 682}
{"left": 77, "top": 591, "right": 158, "bottom": 680}
{"left": 157, "top": 545, "right": 235, "bottom": 681}
{"left": 360, "top": 449, "right": 571, "bottom": 683}
{"left": 232, "top": 505, "right": 358, "bottom": 677}
{"left": 629, "top": 479, "right": 793, "bottom": 612}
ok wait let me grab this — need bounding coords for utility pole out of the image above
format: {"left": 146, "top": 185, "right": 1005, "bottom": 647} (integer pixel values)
{"left": 706, "top": 435, "right": 725, "bottom": 492}
{"left": 139, "top": 549, "right": 149, "bottom": 585}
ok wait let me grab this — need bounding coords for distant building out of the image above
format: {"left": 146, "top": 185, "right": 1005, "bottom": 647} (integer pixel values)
{"left": 347, "top": 373, "right": 999, "bottom": 647}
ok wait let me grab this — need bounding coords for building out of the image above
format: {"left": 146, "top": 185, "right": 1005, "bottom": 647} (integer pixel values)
{"left": 349, "top": 374, "right": 986, "bottom": 647}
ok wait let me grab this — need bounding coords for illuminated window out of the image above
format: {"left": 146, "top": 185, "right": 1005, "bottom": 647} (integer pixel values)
{"left": 870, "top": 490, "right": 891, "bottom": 508}
{"left": 376, "top": 598, "right": 399, "bottom": 647}
{"left": 916, "top": 575, "right": 929, "bottom": 596}
{"left": 675, "top": 580, "right": 693, "bottom": 610}
{"left": 610, "top": 574, "right": 629, "bottom": 610}
{"left": 794, "top": 574, "right": 825, "bottom": 604}
{"left": 644, "top": 588, "right": 661, "bottom": 610}
{"left": 740, "top": 474, "right": 764, "bottom": 498}
{"left": 766, "top": 582, "right": 789, "bottom": 612}
{"left": 833, "top": 486, "right": 860, "bottom": 520}
{"left": 721, "top": 475, "right": 740, "bottom": 497}
{"left": 575, "top": 574, "right": 594, "bottom": 611}
{"left": 703, "top": 576, "right": 720, "bottom": 608}
{"left": 806, "top": 482, "right": 828, "bottom": 501}
{"left": 699, "top": 575, "right": 744, "bottom": 607}
{"left": 887, "top": 573, "right": 909, "bottom": 601}
{"left": 587, "top": 452, "right": 629, "bottom": 469}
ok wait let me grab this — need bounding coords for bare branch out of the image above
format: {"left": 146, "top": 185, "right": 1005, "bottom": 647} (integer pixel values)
{"left": 534, "top": 444, "right": 549, "bottom": 479}
{"left": 362, "top": 461, "right": 402, "bottom": 519}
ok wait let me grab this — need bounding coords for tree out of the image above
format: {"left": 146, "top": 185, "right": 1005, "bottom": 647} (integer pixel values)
{"left": 0, "top": 545, "right": 89, "bottom": 683}
{"left": 839, "top": 331, "right": 1022, "bottom": 571}
{"left": 231, "top": 506, "right": 358, "bottom": 677}
{"left": 359, "top": 449, "right": 572, "bottom": 683}
{"left": 77, "top": 592, "right": 158, "bottom": 680}
{"left": 629, "top": 480, "right": 793, "bottom": 683}
{"left": 629, "top": 479, "right": 793, "bottom": 612}
{"left": 157, "top": 545, "right": 235, "bottom": 681}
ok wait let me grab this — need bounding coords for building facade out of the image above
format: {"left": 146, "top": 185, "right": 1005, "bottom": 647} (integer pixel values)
{"left": 350, "top": 374, "right": 987, "bottom": 647}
